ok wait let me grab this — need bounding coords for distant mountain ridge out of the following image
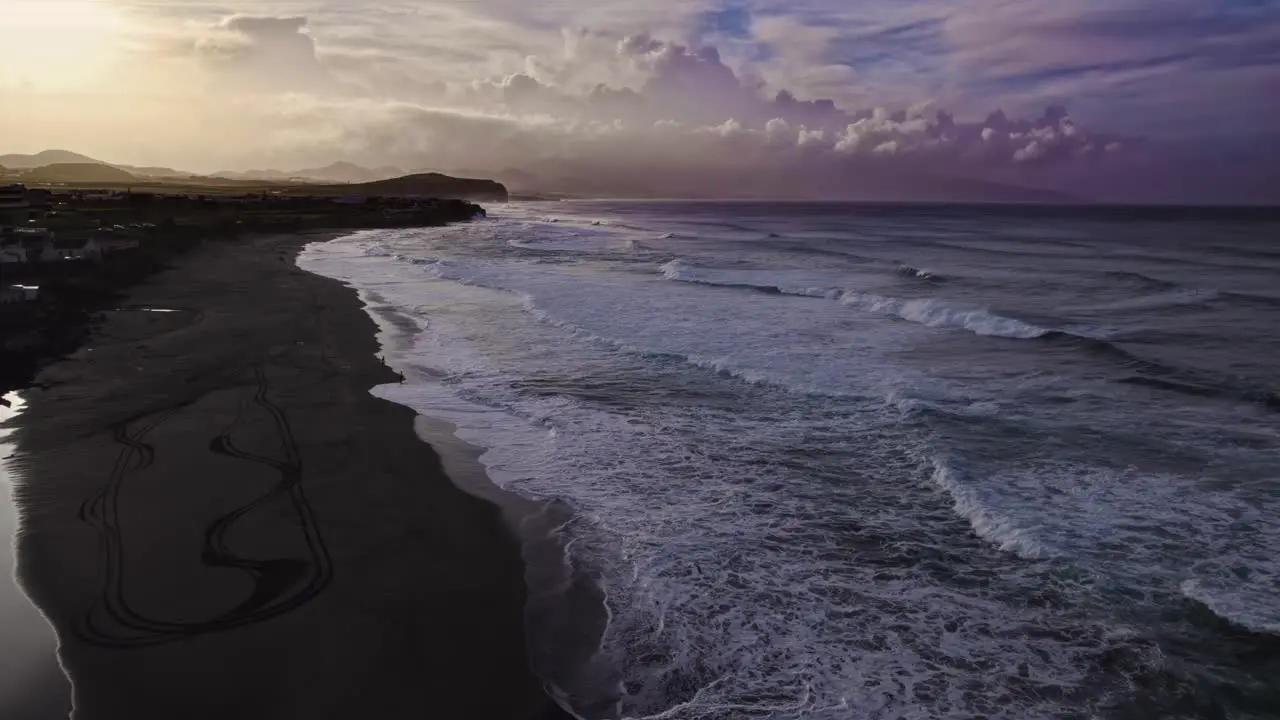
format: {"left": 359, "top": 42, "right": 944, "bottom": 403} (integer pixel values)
{"left": 0, "top": 150, "right": 104, "bottom": 169}
{"left": 1, "top": 151, "right": 406, "bottom": 185}
{"left": 1, "top": 148, "right": 1084, "bottom": 203}
{"left": 22, "top": 163, "right": 138, "bottom": 183}
{"left": 0, "top": 150, "right": 194, "bottom": 180}
{"left": 212, "top": 162, "right": 406, "bottom": 184}
{"left": 0, "top": 150, "right": 508, "bottom": 201}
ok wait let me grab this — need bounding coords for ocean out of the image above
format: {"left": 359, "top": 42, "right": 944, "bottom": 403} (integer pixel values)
{"left": 298, "top": 201, "right": 1280, "bottom": 720}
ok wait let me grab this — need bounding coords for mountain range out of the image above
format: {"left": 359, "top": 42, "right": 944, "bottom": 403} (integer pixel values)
{"left": 0, "top": 151, "right": 407, "bottom": 185}
{"left": 211, "top": 162, "right": 409, "bottom": 184}
{"left": 0, "top": 150, "right": 195, "bottom": 180}
{"left": 0, "top": 151, "right": 508, "bottom": 201}
{"left": 1, "top": 149, "right": 1081, "bottom": 203}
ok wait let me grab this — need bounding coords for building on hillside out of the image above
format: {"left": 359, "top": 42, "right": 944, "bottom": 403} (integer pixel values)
{"left": 70, "top": 190, "right": 124, "bottom": 202}
{"left": 2, "top": 227, "right": 56, "bottom": 263}
{"left": 96, "top": 225, "right": 145, "bottom": 253}
{"left": 0, "top": 184, "right": 30, "bottom": 227}
{"left": 98, "top": 237, "right": 141, "bottom": 254}
{"left": 52, "top": 237, "right": 102, "bottom": 261}
{"left": 0, "top": 285, "right": 38, "bottom": 304}
{"left": 0, "top": 243, "right": 28, "bottom": 264}
{"left": 26, "top": 188, "right": 52, "bottom": 208}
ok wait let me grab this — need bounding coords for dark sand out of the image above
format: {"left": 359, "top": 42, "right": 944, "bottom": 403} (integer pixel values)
{"left": 8, "top": 234, "right": 567, "bottom": 719}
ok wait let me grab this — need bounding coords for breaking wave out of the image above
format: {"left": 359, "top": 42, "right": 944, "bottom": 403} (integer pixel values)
{"left": 661, "top": 260, "right": 1050, "bottom": 338}
{"left": 929, "top": 460, "right": 1052, "bottom": 560}
{"left": 659, "top": 259, "right": 840, "bottom": 298}
{"left": 840, "top": 292, "right": 1052, "bottom": 339}
{"left": 1038, "top": 332, "right": 1280, "bottom": 412}
{"left": 1181, "top": 579, "right": 1280, "bottom": 636}
{"left": 896, "top": 264, "right": 945, "bottom": 282}
{"left": 300, "top": 203, "right": 1280, "bottom": 720}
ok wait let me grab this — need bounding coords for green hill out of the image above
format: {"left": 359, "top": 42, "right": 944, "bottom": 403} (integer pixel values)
{"left": 23, "top": 163, "right": 138, "bottom": 184}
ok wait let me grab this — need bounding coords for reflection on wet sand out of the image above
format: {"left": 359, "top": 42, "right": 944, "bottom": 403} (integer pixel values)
{"left": 0, "top": 391, "right": 73, "bottom": 719}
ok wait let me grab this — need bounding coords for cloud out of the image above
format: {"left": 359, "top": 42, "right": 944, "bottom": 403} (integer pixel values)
{"left": 6, "top": 12, "right": 1127, "bottom": 190}
{"left": 409, "top": 30, "right": 1121, "bottom": 175}
{"left": 941, "top": 0, "right": 1280, "bottom": 136}
{"left": 193, "top": 15, "right": 344, "bottom": 93}
{"left": 5, "top": 1, "right": 1277, "bottom": 201}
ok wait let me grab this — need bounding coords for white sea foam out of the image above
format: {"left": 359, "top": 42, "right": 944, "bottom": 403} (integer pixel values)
{"left": 298, "top": 224, "right": 1139, "bottom": 719}
{"left": 896, "top": 264, "right": 942, "bottom": 281}
{"left": 929, "top": 460, "right": 1053, "bottom": 560}
{"left": 659, "top": 259, "right": 1050, "bottom": 339}
{"left": 926, "top": 456, "right": 1280, "bottom": 637}
{"left": 840, "top": 292, "right": 1051, "bottom": 338}
{"left": 1180, "top": 579, "right": 1280, "bottom": 636}
{"left": 297, "top": 205, "right": 1279, "bottom": 719}
{"left": 660, "top": 258, "right": 844, "bottom": 299}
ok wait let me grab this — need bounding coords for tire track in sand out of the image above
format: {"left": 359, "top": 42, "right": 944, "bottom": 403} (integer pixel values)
{"left": 77, "top": 366, "right": 333, "bottom": 647}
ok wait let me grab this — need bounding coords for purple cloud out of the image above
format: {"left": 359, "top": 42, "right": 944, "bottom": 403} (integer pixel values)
{"left": 8, "top": 1, "right": 1277, "bottom": 202}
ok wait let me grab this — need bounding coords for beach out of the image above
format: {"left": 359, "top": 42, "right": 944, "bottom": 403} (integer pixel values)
{"left": 6, "top": 232, "right": 565, "bottom": 719}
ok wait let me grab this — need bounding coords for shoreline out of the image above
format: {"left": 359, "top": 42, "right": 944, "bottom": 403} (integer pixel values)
{"left": 0, "top": 391, "right": 73, "bottom": 720}
{"left": 1, "top": 192, "right": 490, "bottom": 400}
{"left": 6, "top": 231, "right": 569, "bottom": 719}
{"left": 309, "top": 266, "right": 617, "bottom": 719}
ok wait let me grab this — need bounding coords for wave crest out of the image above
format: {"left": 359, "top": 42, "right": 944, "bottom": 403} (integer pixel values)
{"left": 1181, "top": 579, "right": 1280, "bottom": 636}
{"left": 896, "top": 264, "right": 945, "bottom": 282}
{"left": 1073, "top": 288, "right": 1220, "bottom": 313}
{"left": 1103, "top": 270, "right": 1180, "bottom": 290}
{"left": 661, "top": 260, "right": 1050, "bottom": 339}
{"left": 1038, "top": 332, "right": 1280, "bottom": 412}
{"left": 659, "top": 259, "right": 841, "bottom": 298}
{"left": 841, "top": 292, "right": 1051, "bottom": 339}
{"left": 930, "top": 461, "right": 1052, "bottom": 560}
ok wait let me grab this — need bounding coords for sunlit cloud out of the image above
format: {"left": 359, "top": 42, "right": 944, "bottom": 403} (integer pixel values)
{"left": 1, "top": 0, "right": 1276, "bottom": 201}
{"left": 0, "top": 0, "right": 136, "bottom": 88}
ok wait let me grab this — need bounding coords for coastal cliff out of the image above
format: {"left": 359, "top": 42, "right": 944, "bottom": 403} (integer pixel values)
{"left": 332, "top": 173, "right": 509, "bottom": 202}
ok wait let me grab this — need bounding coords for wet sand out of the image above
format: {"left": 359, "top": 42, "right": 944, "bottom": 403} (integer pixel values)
{"left": 7, "top": 233, "right": 566, "bottom": 719}
{"left": 1, "top": 392, "right": 73, "bottom": 720}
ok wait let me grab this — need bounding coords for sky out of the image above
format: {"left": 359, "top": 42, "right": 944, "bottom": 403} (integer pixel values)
{"left": 1, "top": 0, "right": 1278, "bottom": 202}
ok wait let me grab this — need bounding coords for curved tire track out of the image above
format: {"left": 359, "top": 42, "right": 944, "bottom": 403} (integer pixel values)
{"left": 77, "top": 366, "right": 333, "bottom": 647}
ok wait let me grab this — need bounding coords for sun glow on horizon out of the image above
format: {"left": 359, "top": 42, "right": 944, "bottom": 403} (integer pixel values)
{"left": 0, "top": 0, "right": 131, "bottom": 88}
